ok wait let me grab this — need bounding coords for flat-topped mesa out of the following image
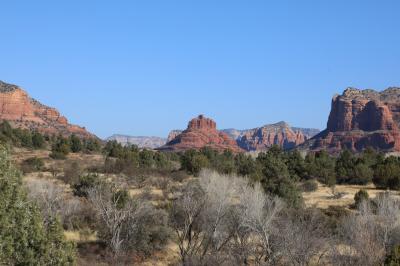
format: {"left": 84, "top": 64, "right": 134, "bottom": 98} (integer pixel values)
{"left": 159, "top": 115, "right": 243, "bottom": 153}
{"left": 328, "top": 88, "right": 397, "bottom": 132}
{"left": 0, "top": 81, "right": 96, "bottom": 138}
{"left": 340, "top": 87, "right": 400, "bottom": 102}
{"left": 304, "top": 87, "right": 400, "bottom": 153}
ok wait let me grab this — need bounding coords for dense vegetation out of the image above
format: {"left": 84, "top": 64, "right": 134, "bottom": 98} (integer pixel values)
{"left": 0, "top": 120, "right": 101, "bottom": 159}
{"left": 4, "top": 126, "right": 400, "bottom": 265}
{"left": 0, "top": 145, "right": 75, "bottom": 265}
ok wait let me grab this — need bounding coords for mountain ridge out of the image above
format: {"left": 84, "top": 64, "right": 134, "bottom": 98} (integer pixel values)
{"left": 0, "top": 81, "right": 96, "bottom": 138}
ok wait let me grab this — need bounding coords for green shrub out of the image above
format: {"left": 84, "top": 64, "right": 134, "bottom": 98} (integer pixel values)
{"left": 0, "top": 145, "right": 76, "bottom": 264}
{"left": 385, "top": 246, "right": 400, "bottom": 266}
{"left": 20, "top": 157, "right": 45, "bottom": 173}
{"left": 180, "top": 150, "right": 210, "bottom": 176}
{"left": 73, "top": 174, "right": 100, "bottom": 198}
{"left": 354, "top": 189, "right": 369, "bottom": 208}
{"left": 301, "top": 179, "right": 319, "bottom": 192}
{"left": 32, "top": 131, "right": 45, "bottom": 149}
{"left": 50, "top": 151, "right": 67, "bottom": 160}
{"left": 257, "top": 147, "right": 304, "bottom": 208}
{"left": 69, "top": 134, "right": 82, "bottom": 153}
{"left": 373, "top": 157, "right": 400, "bottom": 190}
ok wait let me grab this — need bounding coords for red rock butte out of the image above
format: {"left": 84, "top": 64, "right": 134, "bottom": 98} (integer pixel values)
{"left": 236, "top": 121, "right": 311, "bottom": 151}
{"left": 304, "top": 87, "right": 400, "bottom": 152}
{"left": 158, "top": 115, "right": 243, "bottom": 153}
{"left": 0, "top": 81, "right": 95, "bottom": 138}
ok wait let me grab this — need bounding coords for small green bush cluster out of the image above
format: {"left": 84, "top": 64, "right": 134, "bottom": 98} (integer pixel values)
{"left": 0, "top": 121, "right": 46, "bottom": 149}
{"left": 103, "top": 141, "right": 174, "bottom": 174}
{"left": 50, "top": 135, "right": 101, "bottom": 160}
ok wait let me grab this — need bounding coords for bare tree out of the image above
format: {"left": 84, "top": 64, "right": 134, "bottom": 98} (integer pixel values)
{"left": 238, "top": 183, "right": 283, "bottom": 265}
{"left": 26, "top": 178, "right": 66, "bottom": 223}
{"left": 26, "top": 177, "right": 88, "bottom": 232}
{"left": 171, "top": 170, "right": 284, "bottom": 265}
{"left": 199, "top": 170, "right": 247, "bottom": 262}
{"left": 272, "top": 209, "right": 331, "bottom": 266}
{"left": 87, "top": 183, "right": 135, "bottom": 256}
{"left": 88, "top": 182, "right": 169, "bottom": 258}
{"left": 334, "top": 193, "right": 400, "bottom": 266}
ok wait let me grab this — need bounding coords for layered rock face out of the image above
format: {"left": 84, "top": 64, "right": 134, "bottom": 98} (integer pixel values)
{"left": 106, "top": 134, "right": 166, "bottom": 149}
{"left": 167, "top": 130, "right": 183, "bottom": 143}
{"left": 236, "top": 122, "right": 318, "bottom": 151}
{"left": 159, "top": 115, "right": 243, "bottom": 153}
{"left": 306, "top": 88, "right": 400, "bottom": 152}
{"left": 167, "top": 122, "right": 319, "bottom": 152}
{"left": 0, "top": 81, "right": 95, "bottom": 138}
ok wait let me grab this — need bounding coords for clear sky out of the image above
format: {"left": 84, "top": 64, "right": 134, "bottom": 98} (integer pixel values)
{"left": 1, "top": 0, "right": 400, "bottom": 138}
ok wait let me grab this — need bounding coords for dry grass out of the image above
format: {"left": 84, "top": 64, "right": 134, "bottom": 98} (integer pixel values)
{"left": 137, "top": 241, "right": 180, "bottom": 266}
{"left": 303, "top": 182, "right": 400, "bottom": 209}
{"left": 11, "top": 147, "right": 105, "bottom": 173}
{"left": 64, "top": 231, "right": 98, "bottom": 243}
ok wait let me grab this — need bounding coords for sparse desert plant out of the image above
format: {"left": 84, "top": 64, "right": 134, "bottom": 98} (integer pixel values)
{"left": 20, "top": 156, "right": 45, "bottom": 173}
{"left": 170, "top": 170, "right": 188, "bottom": 182}
{"left": 354, "top": 189, "right": 369, "bottom": 208}
{"left": 272, "top": 209, "right": 332, "bottom": 266}
{"left": 73, "top": 173, "right": 100, "bottom": 198}
{"left": 25, "top": 177, "right": 93, "bottom": 230}
{"left": 62, "top": 161, "right": 83, "bottom": 185}
{"left": 87, "top": 182, "right": 170, "bottom": 258}
{"left": 334, "top": 194, "right": 400, "bottom": 265}
{"left": 170, "top": 169, "right": 284, "bottom": 265}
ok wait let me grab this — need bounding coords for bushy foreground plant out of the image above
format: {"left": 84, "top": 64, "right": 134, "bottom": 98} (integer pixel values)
{"left": 0, "top": 145, "right": 75, "bottom": 265}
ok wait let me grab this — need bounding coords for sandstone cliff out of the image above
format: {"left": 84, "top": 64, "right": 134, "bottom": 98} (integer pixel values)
{"left": 0, "top": 81, "right": 95, "bottom": 138}
{"left": 304, "top": 87, "right": 400, "bottom": 152}
{"left": 166, "top": 120, "right": 318, "bottom": 152}
{"left": 235, "top": 122, "right": 318, "bottom": 151}
{"left": 159, "top": 115, "right": 243, "bottom": 153}
{"left": 167, "top": 130, "right": 183, "bottom": 143}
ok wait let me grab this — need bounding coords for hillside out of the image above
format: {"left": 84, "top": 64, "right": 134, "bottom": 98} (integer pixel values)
{"left": 0, "top": 81, "right": 95, "bottom": 138}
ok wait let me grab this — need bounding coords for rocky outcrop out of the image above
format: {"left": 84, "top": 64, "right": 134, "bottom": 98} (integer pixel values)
{"left": 0, "top": 81, "right": 95, "bottom": 138}
{"left": 221, "top": 128, "right": 246, "bottom": 141}
{"left": 235, "top": 122, "right": 318, "bottom": 151}
{"left": 167, "top": 122, "right": 319, "bottom": 152}
{"left": 159, "top": 115, "right": 243, "bottom": 153}
{"left": 106, "top": 134, "right": 166, "bottom": 149}
{"left": 167, "top": 130, "right": 183, "bottom": 143}
{"left": 304, "top": 87, "right": 400, "bottom": 152}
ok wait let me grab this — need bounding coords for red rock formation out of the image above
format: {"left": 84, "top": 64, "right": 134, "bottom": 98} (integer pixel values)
{"left": 159, "top": 115, "right": 243, "bottom": 153}
{"left": 237, "top": 122, "right": 312, "bottom": 151}
{"left": 0, "top": 81, "right": 95, "bottom": 138}
{"left": 167, "top": 130, "right": 182, "bottom": 143}
{"left": 305, "top": 87, "right": 400, "bottom": 152}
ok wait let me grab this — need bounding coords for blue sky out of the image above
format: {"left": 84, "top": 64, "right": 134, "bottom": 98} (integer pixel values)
{"left": 1, "top": 0, "right": 400, "bottom": 138}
